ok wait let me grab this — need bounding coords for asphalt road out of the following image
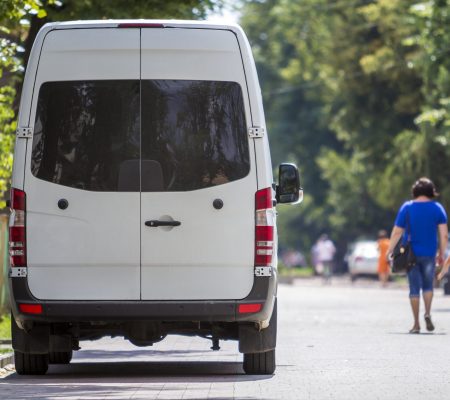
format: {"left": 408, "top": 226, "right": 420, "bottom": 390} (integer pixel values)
{"left": 1, "top": 277, "right": 450, "bottom": 399}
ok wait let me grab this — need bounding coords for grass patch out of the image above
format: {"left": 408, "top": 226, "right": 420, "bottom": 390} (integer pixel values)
{"left": 278, "top": 264, "right": 314, "bottom": 278}
{"left": 0, "top": 314, "right": 11, "bottom": 340}
{"left": 0, "top": 348, "right": 12, "bottom": 355}
{"left": 391, "top": 274, "right": 408, "bottom": 284}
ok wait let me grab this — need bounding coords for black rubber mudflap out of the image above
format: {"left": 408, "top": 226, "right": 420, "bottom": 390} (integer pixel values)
{"left": 14, "top": 351, "right": 49, "bottom": 375}
{"left": 243, "top": 349, "right": 276, "bottom": 375}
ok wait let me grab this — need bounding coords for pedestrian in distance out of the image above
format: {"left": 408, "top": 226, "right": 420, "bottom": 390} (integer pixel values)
{"left": 314, "top": 234, "right": 336, "bottom": 283}
{"left": 377, "top": 230, "right": 390, "bottom": 287}
{"left": 387, "top": 177, "right": 448, "bottom": 334}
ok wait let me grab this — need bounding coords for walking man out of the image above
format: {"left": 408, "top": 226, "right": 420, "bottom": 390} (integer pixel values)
{"left": 315, "top": 234, "right": 336, "bottom": 283}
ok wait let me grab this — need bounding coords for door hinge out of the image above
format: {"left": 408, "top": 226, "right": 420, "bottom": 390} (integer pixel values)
{"left": 255, "top": 266, "right": 272, "bottom": 277}
{"left": 16, "top": 127, "right": 33, "bottom": 138}
{"left": 9, "top": 267, "right": 28, "bottom": 278}
{"left": 248, "top": 127, "right": 265, "bottom": 138}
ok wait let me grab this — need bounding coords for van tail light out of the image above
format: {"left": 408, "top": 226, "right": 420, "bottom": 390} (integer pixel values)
{"left": 238, "top": 303, "right": 262, "bottom": 314}
{"left": 118, "top": 23, "right": 164, "bottom": 28}
{"left": 255, "top": 188, "right": 274, "bottom": 267}
{"left": 9, "top": 188, "right": 27, "bottom": 268}
{"left": 19, "top": 304, "right": 42, "bottom": 315}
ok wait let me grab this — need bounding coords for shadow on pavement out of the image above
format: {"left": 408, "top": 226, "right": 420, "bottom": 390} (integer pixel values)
{"left": 433, "top": 308, "right": 450, "bottom": 313}
{"left": 0, "top": 384, "right": 267, "bottom": 400}
{"left": 74, "top": 348, "right": 207, "bottom": 358}
{"left": 1, "top": 361, "right": 271, "bottom": 400}
{"left": 387, "top": 332, "right": 446, "bottom": 335}
{"left": 4, "top": 360, "right": 272, "bottom": 380}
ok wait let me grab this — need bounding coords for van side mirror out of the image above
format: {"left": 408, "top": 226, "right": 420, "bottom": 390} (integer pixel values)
{"left": 276, "top": 163, "right": 303, "bottom": 204}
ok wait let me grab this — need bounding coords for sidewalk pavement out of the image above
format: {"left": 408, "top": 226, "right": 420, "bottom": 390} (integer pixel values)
{"left": 0, "top": 353, "right": 14, "bottom": 376}
{"left": 0, "top": 338, "right": 14, "bottom": 376}
{"left": 279, "top": 273, "right": 410, "bottom": 290}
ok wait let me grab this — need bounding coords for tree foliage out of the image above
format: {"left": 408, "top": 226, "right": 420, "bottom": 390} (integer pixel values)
{"left": 241, "top": 0, "right": 450, "bottom": 259}
{"left": 0, "top": 1, "right": 46, "bottom": 206}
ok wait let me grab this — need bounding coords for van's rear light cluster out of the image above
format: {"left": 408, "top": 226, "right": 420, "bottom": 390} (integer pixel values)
{"left": 9, "top": 188, "right": 27, "bottom": 268}
{"left": 238, "top": 303, "right": 262, "bottom": 314}
{"left": 255, "top": 188, "right": 274, "bottom": 267}
{"left": 19, "top": 303, "right": 42, "bottom": 315}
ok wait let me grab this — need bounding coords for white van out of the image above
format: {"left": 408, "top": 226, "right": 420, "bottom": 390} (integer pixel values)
{"left": 8, "top": 20, "right": 302, "bottom": 375}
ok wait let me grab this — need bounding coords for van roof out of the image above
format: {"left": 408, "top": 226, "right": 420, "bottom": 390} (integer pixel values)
{"left": 43, "top": 20, "right": 243, "bottom": 33}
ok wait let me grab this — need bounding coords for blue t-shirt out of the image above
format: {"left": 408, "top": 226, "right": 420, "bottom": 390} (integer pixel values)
{"left": 395, "top": 201, "right": 448, "bottom": 257}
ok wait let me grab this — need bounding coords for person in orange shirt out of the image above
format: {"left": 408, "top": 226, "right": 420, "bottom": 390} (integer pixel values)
{"left": 377, "top": 230, "right": 390, "bottom": 287}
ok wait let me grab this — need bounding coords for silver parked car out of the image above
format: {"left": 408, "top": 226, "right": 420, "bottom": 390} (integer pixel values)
{"left": 348, "top": 241, "right": 379, "bottom": 281}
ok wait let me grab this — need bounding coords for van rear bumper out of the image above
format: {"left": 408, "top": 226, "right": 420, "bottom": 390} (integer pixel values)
{"left": 9, "top": 272, "right": 277, "bottom": 325}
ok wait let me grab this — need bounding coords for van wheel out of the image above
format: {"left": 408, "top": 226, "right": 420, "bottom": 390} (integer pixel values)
{"left": 49, "top": 350, "right": 73, "bottom": 364}
{"left": 14, "top": 351, "right": 49, "bottom": 375}
{"left": 243, "top": 349, "right": 276, "bottom": 375}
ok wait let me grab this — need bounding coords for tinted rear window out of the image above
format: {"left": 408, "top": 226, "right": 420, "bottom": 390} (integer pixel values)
{"left": 32, "top": 80, "right": 249, "bottom": 192}
{"left": 32, "top": 80, "right": 140, "bottom": 191}
{"left": 141, "top": 80, "right": 249, "bottom": 191}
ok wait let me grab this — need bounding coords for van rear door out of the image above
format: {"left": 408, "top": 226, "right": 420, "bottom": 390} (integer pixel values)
{"left": 140, "top": 29, "right": 256, "bottom": 300}
{"left": 25, "top": 28, "right": 141, "bottom": 300}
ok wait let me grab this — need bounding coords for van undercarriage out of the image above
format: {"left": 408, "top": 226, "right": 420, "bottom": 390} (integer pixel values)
{"left": 13, "top": 318, "right": 272, "bottom": 353}
{"left": 9, "top": 274, "right": 277, "bottom": 375}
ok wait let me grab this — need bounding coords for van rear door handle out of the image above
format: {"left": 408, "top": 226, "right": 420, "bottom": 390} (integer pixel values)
{"left": 145, "top": 220, "right": 181, "bottom": 227}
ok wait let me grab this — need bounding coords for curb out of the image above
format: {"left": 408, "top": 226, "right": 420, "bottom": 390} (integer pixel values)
{"left": 0, "top": 352, "right": 14, "bottom": 369}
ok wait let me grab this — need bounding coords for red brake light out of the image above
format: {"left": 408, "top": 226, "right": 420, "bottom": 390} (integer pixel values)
{"left": 19, "top": 304, "right": 42, "bottom": 315}
{"left": 255, "top": 226, "right": 274, "bottom": 265}
{"left": 255, "top": 188, "right": 274, "bottom": 267}
{"left": 11, "top": 188, "right": 26, "bottom": 211}
{"left": 255, "top": 187, "right": 272, "bottom": 211}
{"left": 239, "top": 303, "right": 262, "bottom": 314}
{"left": 118, "top": 23, "right": 164, "bottom": 28}
{"left": 9, "top": 188, "right": 27, "bottom": 267}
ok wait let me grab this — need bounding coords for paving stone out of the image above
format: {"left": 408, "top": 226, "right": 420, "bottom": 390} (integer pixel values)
{"left": 1, "top": 279, "right": 449, "bottom": 399}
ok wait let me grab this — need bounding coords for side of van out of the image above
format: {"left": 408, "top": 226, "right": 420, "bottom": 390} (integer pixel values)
{"left": 8, "top": 20, "right": 302, "bottom": 375}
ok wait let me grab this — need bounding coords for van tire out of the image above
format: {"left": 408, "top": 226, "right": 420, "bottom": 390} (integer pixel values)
{"left": 49, "top": 350, "right": 73, "bottom": 364}
{"left": 243, "top": 349, "right": 276, "bottom": 375}
{"left": 14, "top": 351, "right": 49, "bottom": 375}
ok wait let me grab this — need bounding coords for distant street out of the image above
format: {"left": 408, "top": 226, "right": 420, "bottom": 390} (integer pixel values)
{"left": 1, "top": 277, "right": 450, "bottom": 399}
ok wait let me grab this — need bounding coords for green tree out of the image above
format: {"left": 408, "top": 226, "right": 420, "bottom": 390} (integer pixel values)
{"left": 241, "top": 0, "right": 343, "bottom": 254}
{"left": 241, "top": 0, "right": 450, "bottom": 260}
{"left": 0, "top": 1, "right": 46, "bottom": 207}
{"left": 407, "top": 0, "right": 450, "bottom": 202}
